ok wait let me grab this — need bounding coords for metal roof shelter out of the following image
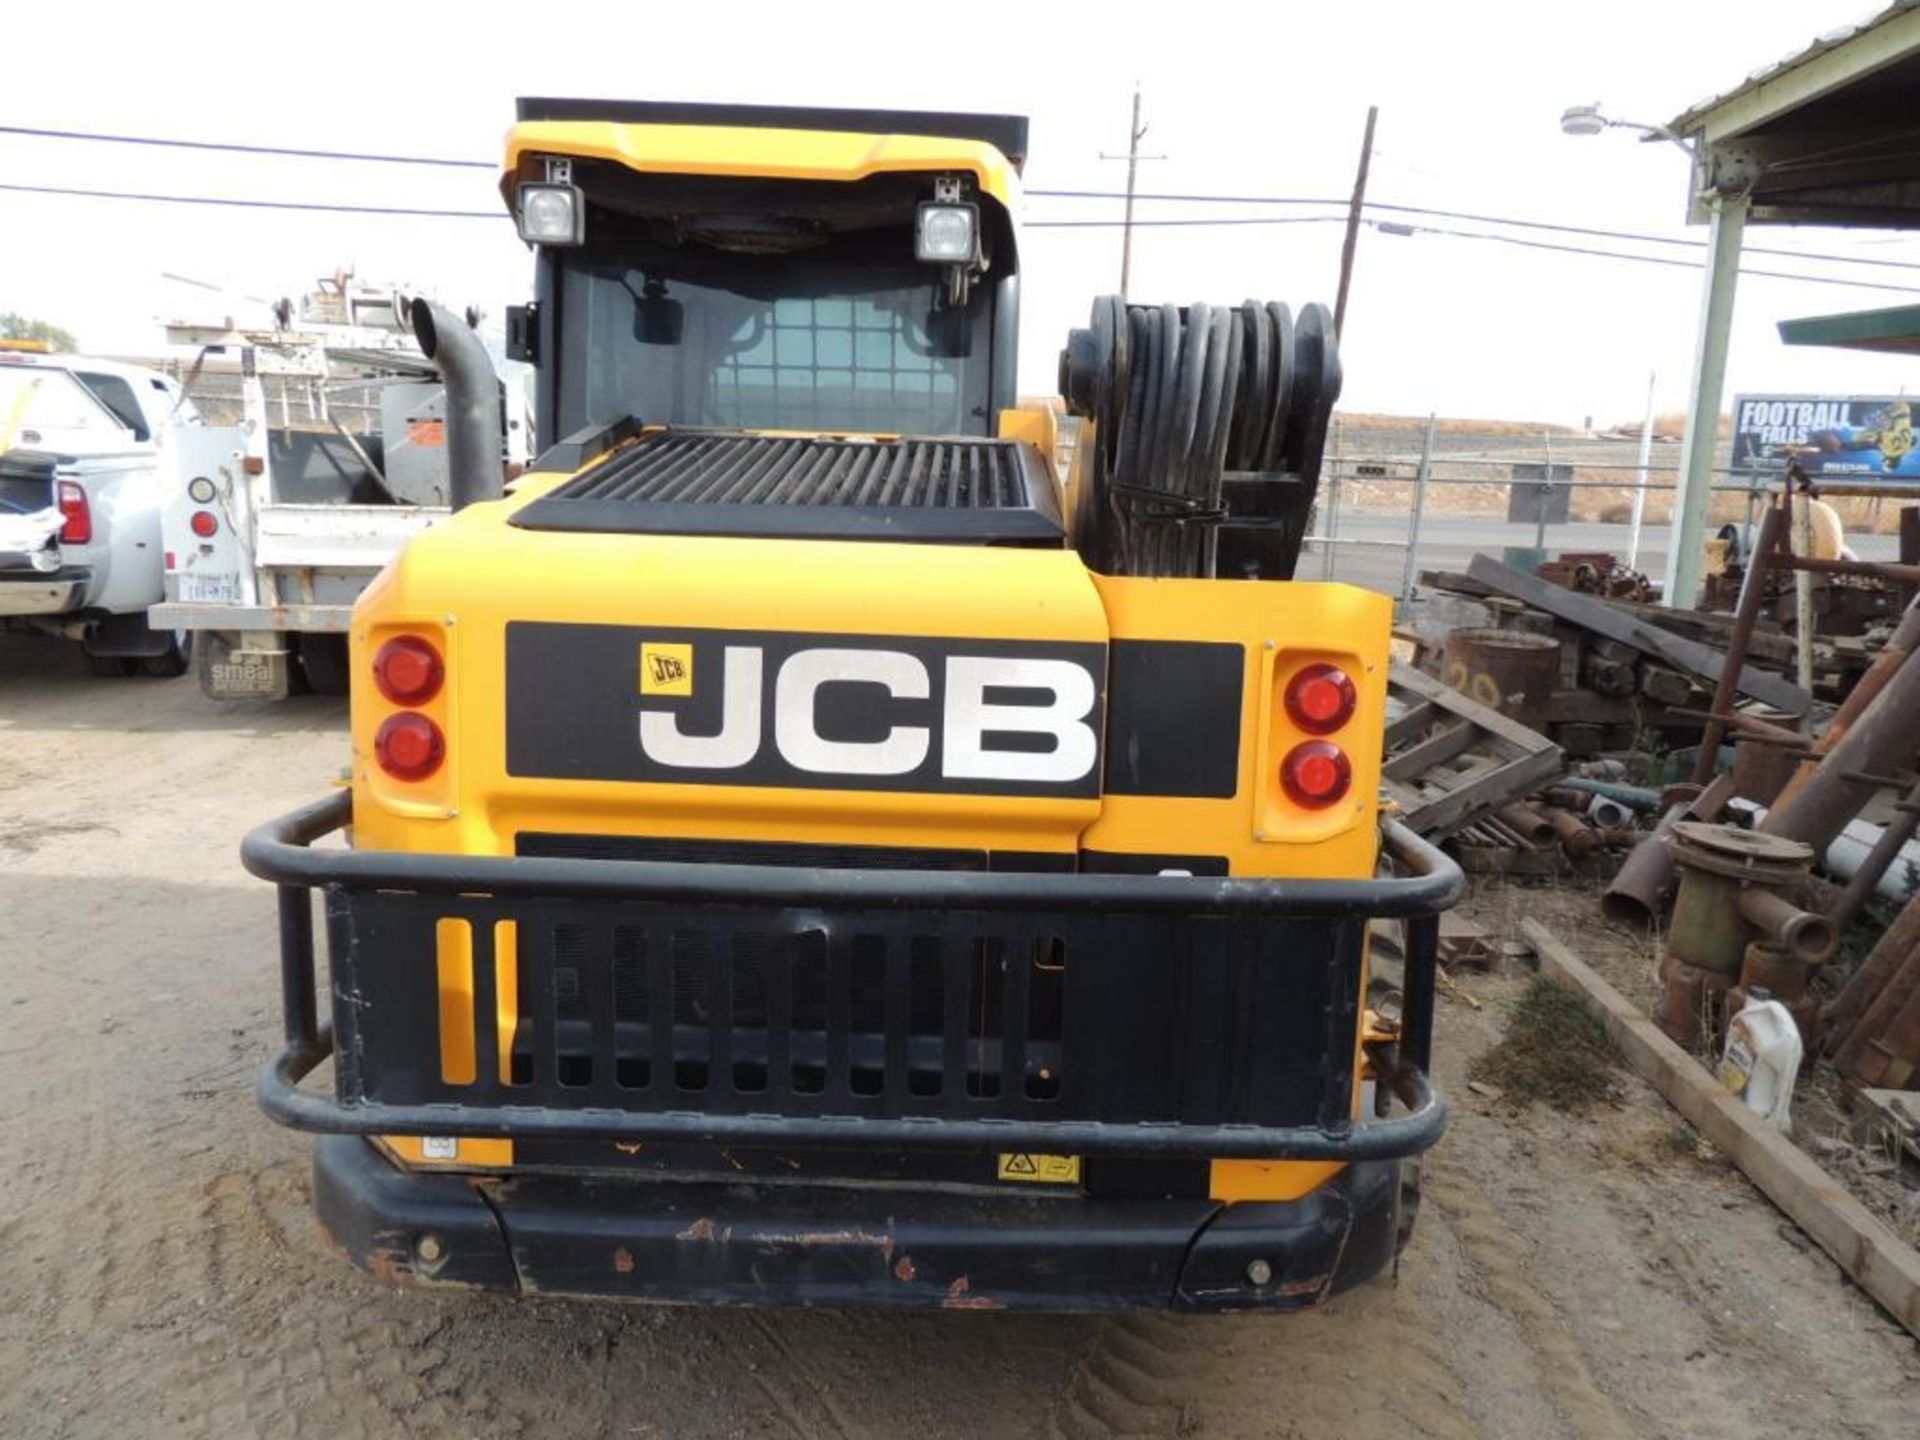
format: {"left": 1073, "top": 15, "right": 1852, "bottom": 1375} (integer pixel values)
{"left": 1662, "top": 1, "right": 1920, "bottom": 606}
{"left": 1779, "top": 303, "right": 1920, "bottom": 355}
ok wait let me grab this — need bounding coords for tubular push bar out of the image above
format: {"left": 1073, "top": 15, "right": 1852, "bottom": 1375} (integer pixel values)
{"left": 248, "top": 790, "right": 1462, "bottom": 1162}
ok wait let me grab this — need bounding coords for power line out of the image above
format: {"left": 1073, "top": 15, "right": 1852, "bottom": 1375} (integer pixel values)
{"left": 1033, "top": 187, "right": 1920, "bottom": 273}
{"left": 9, "top": 119, "right": 1918, "bottom": 276}
{"left": 0, "top": 180, "right": 1350, "bottom": 229}
{"left": 1376, "top": 219, "right": 1920, "bottom": 295}
{"left": 9, "top": 120, "right": 1920, "bottom": 276}
{"left": 1028, "top": 215, "right": 1346, "bottom": 228}
{"left": 0, "top": 182, "right": 498, "bottom": 218}
{"left": 6, "top": 177, "right": 1917, "bottom": 295}
{"left": 1372, "top": 199, "right": 1920, "bottom": 273}
{"left": 0, "top": 123, "right": 492, "bottom": 169}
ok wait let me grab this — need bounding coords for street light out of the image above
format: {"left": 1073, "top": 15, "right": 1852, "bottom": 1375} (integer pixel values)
{"left": 1560, "top": 99, "right": 1730, "bottom": 612}
{"left": 1559, "top": 103, "right": 1693, "bottom": 155}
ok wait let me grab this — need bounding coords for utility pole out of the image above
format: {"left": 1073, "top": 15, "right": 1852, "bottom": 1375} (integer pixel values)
{"left": 1333, "top": 105, "right": 1379, "bottom": 340}
{"left": 1100, "top": 86, "right": 1164, "bottom": 300}
{"left": 1627, "top": 369, "right": 1656, "bottom": 572}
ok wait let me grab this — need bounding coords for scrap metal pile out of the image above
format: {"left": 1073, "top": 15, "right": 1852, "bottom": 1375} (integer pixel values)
{"left": 1395, "top": 493, "right": 1920, "bottom": 1132}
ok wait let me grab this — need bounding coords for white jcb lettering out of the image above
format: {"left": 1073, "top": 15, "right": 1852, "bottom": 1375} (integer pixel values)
{"left": 942, "top": 657, "right": 1098, "bottom": 783}
{"left": 775, "top": 648, "right": 930, "bottom": 775}
{"left": 639, "top": 646, "right": 762, "bottom": 768}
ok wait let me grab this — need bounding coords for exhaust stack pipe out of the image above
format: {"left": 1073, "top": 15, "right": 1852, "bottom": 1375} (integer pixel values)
{"left": 409, "top": 299, "right": 503, "bottom": 511}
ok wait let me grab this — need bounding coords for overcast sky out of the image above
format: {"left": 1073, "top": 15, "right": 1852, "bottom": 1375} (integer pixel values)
{"left": 4, "top": 0, "right": 1916, "bottom": 428}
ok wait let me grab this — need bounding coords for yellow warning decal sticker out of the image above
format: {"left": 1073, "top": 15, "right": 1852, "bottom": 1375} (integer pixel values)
{"left": 996, "top": 1153, "right": 1081, "bottom": 1185}
{"left": 640, "top": 642, "right": 693, "bottom": 696}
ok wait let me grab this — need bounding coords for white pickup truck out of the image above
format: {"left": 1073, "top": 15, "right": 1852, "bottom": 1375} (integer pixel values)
{"left": 0, "top": 348, "right": 240, "bottom": 675}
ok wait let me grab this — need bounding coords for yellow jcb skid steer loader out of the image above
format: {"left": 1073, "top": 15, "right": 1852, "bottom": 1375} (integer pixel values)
{"left": 245, "top": 98, "right": 1459, "bottom": 1311}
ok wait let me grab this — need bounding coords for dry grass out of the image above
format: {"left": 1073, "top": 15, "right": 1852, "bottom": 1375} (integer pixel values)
{"left": 1470, "top": 977, "right": 1625, "bottom": 1113}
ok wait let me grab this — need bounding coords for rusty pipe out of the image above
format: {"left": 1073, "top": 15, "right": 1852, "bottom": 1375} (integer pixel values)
{"left": 1601, "top": 774, "right": 1736, "bottom": 928}
{"left": 1694, "top": 498, "right": 1786, "bottom": 787}
{"left": 1768, "top": 595, "right": 1920, "bottom": 818}
{"left": 1774, "top": 553, "right": 1920, "bottom": 587}
{"left": 1761, "top": 634, "right": 1920, "bottom": 856}
{"left": 1826, "top": 778, "right": 1920, "bottom": 935}
{"left": 1734, "top": 886, "right": 1836, "bottom": 963}
{"left": 1495, "top": 803, "right": 1556, "bottom": 844}
{"left": 1833, "top": 942, "right": 1920, "bottom": 1085}
{"left": 1538, "top": 805, "right": 1600, "bottom": 859}
{"left": 1822, "top": 893, "right": 1920, "bottom": 1054}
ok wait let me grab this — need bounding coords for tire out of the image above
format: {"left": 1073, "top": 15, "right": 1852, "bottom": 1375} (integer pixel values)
{"left": 137, "top": 630, "right": 192, "bottom": 679}
{"left": 296, "top": 633, "right": 351, "bottom": 696}
{"left": 85, "top": 652, "right": 135, "bottom": 678}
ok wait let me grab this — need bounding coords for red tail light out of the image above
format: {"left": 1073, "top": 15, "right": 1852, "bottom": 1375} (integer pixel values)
{"left": 373, "top": 635, "right": 445, "bottom": 706}
{"left": 375, "top": 712, "right": 445, "bottom": 782}
{"left": 1281, "top": 741, "right": 1351, "bottom": 809}
{"left": 1285, "top": 663, "right": 1356, "bottom": 734}
{"left": 189, "top": 510, "right": 219, "bottom": 538}
{"left": 56, "top": 481, "right": 91, "bottom": 544}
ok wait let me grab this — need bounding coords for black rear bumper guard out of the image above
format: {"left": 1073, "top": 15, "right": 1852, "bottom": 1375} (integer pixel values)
{"left": 247, "top": 790, "right": 1462, "bottom": 1162}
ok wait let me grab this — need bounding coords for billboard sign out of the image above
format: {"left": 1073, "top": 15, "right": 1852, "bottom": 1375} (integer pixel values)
{"left": 1731, "top": 394, "right": 1917, "bottom": 480}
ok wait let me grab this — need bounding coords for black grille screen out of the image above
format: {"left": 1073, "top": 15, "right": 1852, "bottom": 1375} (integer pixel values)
{"left": 565, "top": 432, "right": 1023, "bottom": 506}
{"left": 333, "top": 892, "right": 1362, "bottom": 1132}
{"left": 511, "top": 431, "right": 1063, "bottom": 544}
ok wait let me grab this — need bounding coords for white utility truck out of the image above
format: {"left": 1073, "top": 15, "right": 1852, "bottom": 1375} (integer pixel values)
{"left": 0, "top": 342, "right": 238, "bottom": 675}
{"left": 150, "top": 282, "right": 531, "bottom": 698}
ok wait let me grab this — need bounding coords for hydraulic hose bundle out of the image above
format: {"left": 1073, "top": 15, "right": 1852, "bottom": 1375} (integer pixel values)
{"left": 1058, "top": 296, "right": 1342, "bottom": 580}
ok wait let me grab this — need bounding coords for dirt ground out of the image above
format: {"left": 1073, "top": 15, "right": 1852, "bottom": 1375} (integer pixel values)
{"left": 2, "top": 630, "right": 1915, "bottom": 1440}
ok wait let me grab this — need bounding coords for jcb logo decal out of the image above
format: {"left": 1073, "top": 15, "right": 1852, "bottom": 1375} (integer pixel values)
{"left": 507, "top": 623, "right": 1105, "bottom": 797}
{"left": 640, "top": 642, "right": 693, "bottom": 696}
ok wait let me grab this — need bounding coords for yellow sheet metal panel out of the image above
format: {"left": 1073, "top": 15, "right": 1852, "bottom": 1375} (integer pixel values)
{"left": 1084, "top": 576, "right": 1390, "bottom": 880}
{"left": 1208, "top": 1159, "right": 1345, "bottom": 1203}
{"left": 349, "top": 487, "right": 1108, "bottom": 861}
{"left": 434, "top": 918, "right": 477, "bottom": 1085}
{"left": 504, "top": 121, "right": 1020, "bottom": 211}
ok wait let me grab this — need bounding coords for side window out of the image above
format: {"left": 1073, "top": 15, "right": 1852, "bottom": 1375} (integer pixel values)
{"left": 74, "top": 372, "right": 150, "bottom": 442}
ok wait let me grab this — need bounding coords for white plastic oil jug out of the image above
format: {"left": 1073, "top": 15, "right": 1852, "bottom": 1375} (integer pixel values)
{"left": 1718, "top": 988, "right": 1803, "bottom": 1134}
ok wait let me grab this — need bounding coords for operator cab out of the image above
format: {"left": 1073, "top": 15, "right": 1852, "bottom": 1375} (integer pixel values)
{"left": 503, "top": 99, "right": 1025, "bottom": 443}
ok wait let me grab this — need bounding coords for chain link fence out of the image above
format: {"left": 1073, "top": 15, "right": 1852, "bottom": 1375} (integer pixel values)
{"left": 1304, "top": 417, "right": 1906, "bottom": 601}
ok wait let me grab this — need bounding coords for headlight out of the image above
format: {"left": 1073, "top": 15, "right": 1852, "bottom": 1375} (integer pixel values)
{"left": 516, "top": 183, "right": 584, "bottom": 246}
{"left": 916, "top": 202, "right": 980, "bottom": 265}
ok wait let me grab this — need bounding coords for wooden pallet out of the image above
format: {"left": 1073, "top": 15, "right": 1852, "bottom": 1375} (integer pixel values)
{"left": 1385, "top": 661, "right": 1565, "bottom": 838}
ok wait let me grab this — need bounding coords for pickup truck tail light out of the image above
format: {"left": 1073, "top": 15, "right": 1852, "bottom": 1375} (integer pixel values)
{"left": 56, "top": 481, "right": 91, "bottom": 544}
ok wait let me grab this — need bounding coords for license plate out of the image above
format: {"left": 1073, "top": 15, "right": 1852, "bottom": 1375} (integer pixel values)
{"left": 179, "top": 572, "right": 241, "bottom": 604}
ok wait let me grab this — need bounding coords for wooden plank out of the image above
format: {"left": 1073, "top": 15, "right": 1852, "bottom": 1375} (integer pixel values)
{"left": 1384, "top": 660, "right": 1564, "bottom": 838}
{"left": 1524, "top": 919, "right": 1920, "bottom": 1340}
{"left": 1383, "top": 719, "right": 1477, "bottom": 781}
{"left": 1404, "top": 750, "right": 1564, "bottom": 838}
{"left": 1610, "top": 597, "right": 1800, "bottom": 668}
{"left": 1467, "top": 555, "right": 1811, "bottom": 715}
{"left": 1384, "top": 697, "right": 1440, "bottom": 749}
{"left": 1390, "top": 660, "right": 1560, "bottom": 759}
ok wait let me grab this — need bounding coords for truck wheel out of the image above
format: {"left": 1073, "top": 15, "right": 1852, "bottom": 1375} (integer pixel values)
{"left": 137, "top": 630, "right": 193, "bottom": 679}
{"left": 85, "top": 652, "right": 135, "bottom": 678}
{"left": 296, "top": 634, "right": 351, "bottom": 696}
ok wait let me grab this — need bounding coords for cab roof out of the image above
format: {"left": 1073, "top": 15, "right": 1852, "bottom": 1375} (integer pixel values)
{"left": 503, "top": 97, "right": 1026, "bottom": 212}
